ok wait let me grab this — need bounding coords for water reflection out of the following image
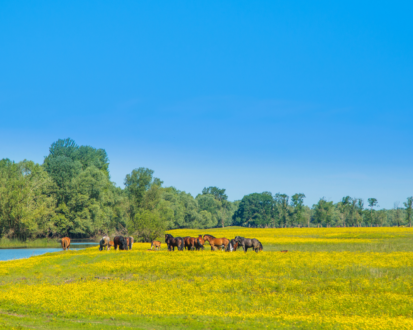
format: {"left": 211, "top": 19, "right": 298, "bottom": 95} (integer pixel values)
{"left": 0, "top": 242, "right": 98, "bottom": 261}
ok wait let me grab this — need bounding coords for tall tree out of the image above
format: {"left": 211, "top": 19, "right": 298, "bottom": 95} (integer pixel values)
{"left": 124, "top": 167, "right": 156, "bottom": 221}
{"left": 202, "top": 187, "right": 228, "bottom": 201}
{"left": 367, "top": 198, "right": 378, "bottom": 226}
{"left": 312, "top": 198, "right": 334, "bottom": 227}
{"left": 233, "top": 193, "right": 273, "bottom": 227}
{"left": 394, "top": 202, "right": 402, "bottom": 227}
{"left": 0, "top": 159, "right": 56, "bottom": 240}
{"left": 404, "top": 197, "right": 413, "bottom": 227}
{"left": 274, "top": 193, "right": 290, "bottom": 227}
{"left": 291, "top": 193, "right": 306, "bottom": 227}
{"left": 200, "top": 186, "right": 231, "bottom": 227}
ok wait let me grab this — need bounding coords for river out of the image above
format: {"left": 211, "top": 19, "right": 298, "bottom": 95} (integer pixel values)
{"left": 0, "top": 243, "right": 98, "bottom": 261}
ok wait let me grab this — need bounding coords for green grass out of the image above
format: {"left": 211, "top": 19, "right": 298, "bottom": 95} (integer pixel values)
{"left": 0, "top": 238, "right": 61, "bottom": 249}
{"left": 2, "top": 228, "right": 413, "bottom": 329}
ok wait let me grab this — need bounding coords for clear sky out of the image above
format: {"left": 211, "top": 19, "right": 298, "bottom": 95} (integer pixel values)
{"left": 1, "top": 1, "right": 412, "bottom": 208}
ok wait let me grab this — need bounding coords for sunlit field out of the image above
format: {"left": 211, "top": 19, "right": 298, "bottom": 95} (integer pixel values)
{"left": 1, "top": 227, "right": 413, "bottom": 329}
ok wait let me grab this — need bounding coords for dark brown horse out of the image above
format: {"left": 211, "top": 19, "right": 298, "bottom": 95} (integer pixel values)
{"left": 203, "top": 234, "right": 229, "bottom": 251}
{"left": 195, "top": 235, "right": 205, "bottom": 251}
{"left": 113, "top": 236, "right": 128, "bottom": 250}
{"left": 234, "top": 236, "right": 263, "bottom": 253}
{"left": 165, "top": 234, "right": 184, "bottom": 251}
{"left": 61, "top": 237, "right": 70, "bottom": 251}
{"left": 184, "top": 237, "right": 197, "bottom": 250}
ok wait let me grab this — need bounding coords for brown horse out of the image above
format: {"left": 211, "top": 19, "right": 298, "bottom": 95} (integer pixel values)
{"left": 151, "top": 240, "right": 161, "bottom": 250}
{"left": 195, "top": 235, "right": 205, "bottom": 251}
{"left": 109, "top": 241, "right": 114, "bottom": 250}
{"left": 61, "top": 237, "right": 70, "bottom": 251}
{"left": 165, "top": 234, "right": 184, "bottom": 251}
{"left": 184, "top": 237, "right": 197, "bottom": 250}
{"left": 225, "top": 239, "right": 239, "bottom": 252}
{"left": 203, "top": 234, "right": 229, "bottom": 251}
{"left": 113, "top": 236, "right": 128, "bottom": 250}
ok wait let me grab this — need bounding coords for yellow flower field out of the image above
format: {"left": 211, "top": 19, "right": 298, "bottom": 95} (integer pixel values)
{"left": 1, "top": 227, "right": 413, "bottom": 329}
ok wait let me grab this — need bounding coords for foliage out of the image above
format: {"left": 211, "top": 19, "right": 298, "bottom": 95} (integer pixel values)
{"left": 1, "top": 138, "right": 412, "bottom": 241}
{"left": 0, "top": 159, "right": 56, "bottom": 240}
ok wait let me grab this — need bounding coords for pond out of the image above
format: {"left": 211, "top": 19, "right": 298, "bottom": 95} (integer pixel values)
{"left": 0, "top": 243, "right": 98, "bottom": 261}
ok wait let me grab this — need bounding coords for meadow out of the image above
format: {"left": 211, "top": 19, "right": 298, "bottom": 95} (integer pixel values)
{"left": 1, "top": 227, "right": 413, "bottom": 329}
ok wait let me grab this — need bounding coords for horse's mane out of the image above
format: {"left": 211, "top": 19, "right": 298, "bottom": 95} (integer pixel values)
{"left": 204, "top": 234, "right": 216, "bottom": 238}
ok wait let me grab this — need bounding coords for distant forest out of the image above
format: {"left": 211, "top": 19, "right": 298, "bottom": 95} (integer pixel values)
{"left": 0, "top": 138, "right": 412, "bottom": 241}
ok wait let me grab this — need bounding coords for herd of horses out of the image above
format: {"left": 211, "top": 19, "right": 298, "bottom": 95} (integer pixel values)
{"left": 161, "top": 234, "right": 264, "bottom": 253}
{"left": 98, "top": 235, "right": 134, "bottom": 250}
{"left": 60, "top": 234, "right": 264, "bottom": 253}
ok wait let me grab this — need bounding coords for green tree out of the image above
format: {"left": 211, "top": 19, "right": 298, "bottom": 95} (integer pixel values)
{"left": 367, "top": 198, "right": 378, "bottom": 226}
{"left": 274, "top": 193, "right": 290, "bottom": 227}
{"left": 291, "top": 193, "right": 306, "bottom": 227}
{"left": 233, "top": 192, "right": 273, "bottom": 227}
{"left": 312, "top": 198, "right": 334, "bottom": 227}
{"left": 404, "top": 197, "right": 413, "bottom": 227}
{"left": 0, "top": 159, "right": 56, "bottom": 240}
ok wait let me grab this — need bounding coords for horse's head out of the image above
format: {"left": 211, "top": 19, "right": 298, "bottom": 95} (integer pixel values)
{"left": 203, "top": 235, "right": 210, "bottom": 242}
{"left": 234, "top": 236, "right": 243, "bottom": 244}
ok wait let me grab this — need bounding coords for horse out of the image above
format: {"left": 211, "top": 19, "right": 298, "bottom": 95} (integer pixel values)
{"left": 234, "top": 236, "right": 263, "bottom": 253}
{"left": 184, "top": 237, "right": 197, "bottom": 251}
{"left": 61, "top": 237, "right": 70, "bottom": 251}
{"left": 151, "top": 240, "right": 161, "bottom": 250}
{"left": 128, "top": 236, "right": 134, "bottom": 250}
{"left": 195, "top": 235, "right": 205, "bottom": 251}
{"left": 99, "top": 236, "right": 110, "bottom": 251}
{"left": 113, "top": 236, "right": 129, "bottom": 250}
{"left": 109, "top": 241, "right": 114, "bottom": 250}
{"left": 165, "top": 234, "right": 184, "bottom": 251}
{"left": 203, "top": 234, "right": 229, "bottom": 251}
{"left": 225, "top": 239, "right": 239, "bottom": 252}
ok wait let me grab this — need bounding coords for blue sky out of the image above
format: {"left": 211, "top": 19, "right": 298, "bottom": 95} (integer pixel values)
{"left": 1, "top": 1, "right": 412, "bottom": 208}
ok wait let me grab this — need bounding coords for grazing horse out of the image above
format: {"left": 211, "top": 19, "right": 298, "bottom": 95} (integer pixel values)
{"left": 99, "top": 236, "right": 110, "bottom": 251}
{"left": 61, "top": 237, "right": 70, "bottom": 251}
{"left": 234, "top": 236, "right": 263, "bottom": 253}
{"left": 128, "top": 236, "right": 134, "bottom": 250}
{"left": 109, "top": 241, "right": 114, "bottom": 250}
{"left": 195, "top": 235, "right": 205, "bottom": 251}
{"left": 225, "top": 239, "right": 239, "bottom": 252}
{"left": 151, "top": 240, "right": 161, "bottom": 250}
{"left": 184, "top": 237, "right": 197, "bottom": 251}
{"left": 165, "top": 234, "right": 184, "bottom": 251}
{"left": 203, "top": 234, "right": 229, "bottom": 251}
{"left": 113, "top": 236, "right": 128, "bottom": 250}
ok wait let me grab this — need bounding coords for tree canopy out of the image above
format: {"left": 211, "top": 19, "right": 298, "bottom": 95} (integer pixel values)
{"left": 0, "top": 138, "right": 411, "bottom": 241}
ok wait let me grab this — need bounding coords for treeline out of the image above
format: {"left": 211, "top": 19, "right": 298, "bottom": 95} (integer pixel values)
{"left": 233, "top": 193, "right": 413, "bottom": 228}
{"left": 0, "top": 138, "right": 412, "bottom": 241}
{"left": 0, "top": 139, "right": 237, "bottom": 241}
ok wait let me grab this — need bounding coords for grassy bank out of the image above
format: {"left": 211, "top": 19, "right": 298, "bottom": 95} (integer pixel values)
{"left": 0, "top": 238, "right": 61, "bottom": 249}
{"left": 1, "top": 227, "right": 413, "bottom": 329}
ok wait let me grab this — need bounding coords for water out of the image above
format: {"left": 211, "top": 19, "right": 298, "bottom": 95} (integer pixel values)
{"left": 0, "top": 242, "right": 98, "bottom": 261}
